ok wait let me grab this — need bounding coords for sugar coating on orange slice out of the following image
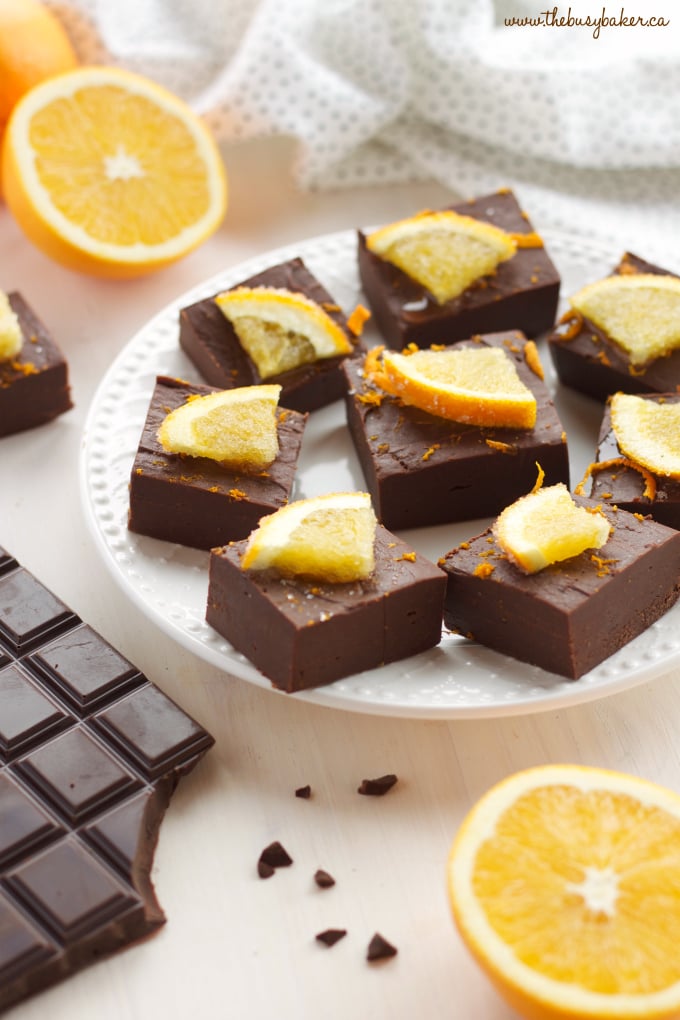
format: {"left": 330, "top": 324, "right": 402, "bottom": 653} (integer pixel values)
{"left": 366, "top": 210, "right": 516, "bottom": 304}
{"left": 0, "top": 291, "right": 22, "bottom": 360}
{"left": 610, "top": 392, "right": 680, "bottom": 478}
{"left": 569, "top": 274, "right": 680, "bottom": 367}
{"left": 241, "top": 491, "right": 377, "bottom": 583}
{"left": 448, "top": 764, "right": 680, "bottom": 1020}
{"left": 158, "top": 384, "right": 281, "bottom": 468}
{"left": 215, "top": 286, "right": 353, "bottom": 379}
{"left": 493, "top": 482, "right": 610, "bottom": 573}
{"left": 365, "top": 345, "right": 537, "bottom": 428}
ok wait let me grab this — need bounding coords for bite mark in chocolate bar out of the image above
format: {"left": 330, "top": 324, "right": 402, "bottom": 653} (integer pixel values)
{"left": 0, "top": 547, "right": 214, "bottom": 1013}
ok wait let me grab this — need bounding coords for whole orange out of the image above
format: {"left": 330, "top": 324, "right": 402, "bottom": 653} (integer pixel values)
{"left": 0, "top": 0, "right": 78, "bottom": 194}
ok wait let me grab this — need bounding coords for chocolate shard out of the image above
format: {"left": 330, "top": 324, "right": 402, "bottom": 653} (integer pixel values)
{"left": 316, "top": 928, "right": 347, "bottom": 947}
{"left": 0, "top": 547, "right": 214, "bottom": 1013}
{"left": 357, "top": 774, "right": 398, "bottom": 797}
{"left": 258, "top": 840, "right": 293, "bottom": 870}
{"left": 295, "top": 784, "right": 312, "bottom": 799}
{"left": 257, "top": 860, "right": 275, "bottom": 880}
{"left": 366, "top": 932, "right": 398, "bottom": 961}
{"left": 314, "top": 869, "right": 335, "bottom": 889}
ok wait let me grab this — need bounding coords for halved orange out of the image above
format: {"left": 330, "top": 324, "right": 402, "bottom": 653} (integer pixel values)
{"left": 215, "top": 287, "right": 353, "bottom": 379}
{"left": 158, "top": 384, "right": 281, "bottom": 469}
{"left": 366, "top": 210, "right": 516, "bottom": 304}
{"left": 449, "top": 764, "right": 680, "bottom": 1020}
{"left": 610, "top": 392, "right": 680, "bottom": 478}
{"left": 241, "top": 491, "right": 377, "bottom": 583}
{"left": 2, "top": 66, "right": 227, "bottom": 277}
{"left": 365, "top": 344, "right": 537, "bottom": 428}
{"left": 493, "top": 483, "right": 611, "bottom": 573}
{"left": 569, "top": 274, "right": 680, "bottom": 366}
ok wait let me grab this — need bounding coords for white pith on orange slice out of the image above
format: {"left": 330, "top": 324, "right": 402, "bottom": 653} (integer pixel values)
{"left": 449, "top": 764, "right": 680, "bottom": 1020}
{"left": 365, "top": 344, "right": 537, "bottom": 428}
{"left": 158, "top": 384, "right": 281, "bottom": 469}
{"left": 366, "top": 210, "right": 516, "bottom": 304}
{"left": 241, "top": 491, "right": 377, "bottom": 583}
{"left": 569, "top": 274, "right": 680, "bottom": 366}
{"left": 610, "top": 392, "right": 680, "bottom": 479}
{"left": 2, "top": 66, "right": 227, "bottom": 277}
{"left": 215, "top": 286, "right": 353, "bottom": 379}
{"left": 493, "top": 483, "right": 611, "bottom": 573}
{"left": 0, "top": 291, "right": 21, "bottom": 359}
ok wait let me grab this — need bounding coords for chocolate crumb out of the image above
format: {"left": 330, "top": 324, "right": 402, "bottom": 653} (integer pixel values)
{"left": 295, "top": 784, "right": 312, "bottom": 799}
{"left": 367, "top": 933, "right": 398, "bottom": 961}
{"left": 258, "top": 840, "right": 293, "bottom": 875}
{"left": 357, "top": 774, "right": 398, "bottom": 796}
{"left": 316, "top": 928, "right": 347, "bottom": 947}
{"left": 314, "top": 869, "right": 335, "bottom": 889}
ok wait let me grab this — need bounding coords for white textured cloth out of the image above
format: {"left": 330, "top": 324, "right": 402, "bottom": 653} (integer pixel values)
{"left": 60, "top": 0, "right": 680, "bottom": 254}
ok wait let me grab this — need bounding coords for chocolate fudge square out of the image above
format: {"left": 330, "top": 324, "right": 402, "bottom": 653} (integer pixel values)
{"left": 206, "top": 526, "right": 447, "bottom": 693}
{"left": 179, "top": 257, "right": 361, "bottom": 413}
{"left": 548, "top": 252, "right": 680, "bottom": 402}
{"left": 440, "top": 498, "right": 680, "bottom": 679}
{"left": 0, "top": 293, "right": 72, "bottom": 437}
{"left": 343, "top": 331, "right": 570, "bottom": 530}
{"left": 584, "top": 393, "right": 680, "bottom": 530}
{"left": 128, "top": 375, "right": 307, "bottom": 550}
{"left": 358, "top": 189, "right": 560, "bottom": 350}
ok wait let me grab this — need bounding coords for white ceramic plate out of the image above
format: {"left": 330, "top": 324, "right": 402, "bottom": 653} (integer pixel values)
{"left": 80, "top": 228, "right": 680, "bottom": 719}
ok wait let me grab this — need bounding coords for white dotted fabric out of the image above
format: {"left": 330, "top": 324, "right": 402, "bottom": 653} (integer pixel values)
{"left": 58, "top": 0, "right": 680, "bottom": 255}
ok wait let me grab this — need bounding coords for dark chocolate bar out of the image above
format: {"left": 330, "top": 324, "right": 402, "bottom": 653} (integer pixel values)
{"left": 0, "top": 547, "right": 214, "bottom": 1012}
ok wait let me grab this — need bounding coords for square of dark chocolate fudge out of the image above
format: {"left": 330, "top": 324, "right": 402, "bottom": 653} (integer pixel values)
{"left": 440, "top": 497, "right": 680, "bottom": 679}
{"left": 0, "top": 293, "right": 72, "bottom": 438}
{"left": 358, "top": 189, "right": 560, "bottom": 350}
{"left": 582, "top": 393, "right": 680, "bottom": 530}
{"left": 178, "top": 257, "right": 361, "bottom": 413}
{"left": 343, "top": 331, "right": 570, "bottom": 531}
{"left": 548, "top": 252, "right": 680, "bottom": 402}
{"left": 206, "top": 526, "right": 447, "bottom": 693}
{"left": 128, "top": 375, "right": 307, "bottom": 550}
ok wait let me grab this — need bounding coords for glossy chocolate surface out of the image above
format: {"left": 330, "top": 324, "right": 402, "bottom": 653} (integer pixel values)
{"left": 358, "top": 190, "right": 560, "bottom": 349}
{"left": 0, "top": 293, "right": 72, "bottom": 438}
{"left": 128, "top": 375, "right": 307, "bottom": 550}
{"left": 0, "top": 547, "right": 214, "bottom": 1012}
{"left": 440, "top": 499, "right": 680, "bottom": 679}
{"left": 343, "top": 331, "right": 570, "bottom": 530}
{"left": 179, "top": 257, "right": 361, "bottom": 412}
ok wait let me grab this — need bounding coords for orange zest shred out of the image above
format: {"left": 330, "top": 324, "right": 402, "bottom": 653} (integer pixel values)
{"left": 473, "top": 562, "right": 495, "bottom": 578}
{"left": 523, "top": 339, "right": 544, "bottom": 379}
{"left": 509, "top": 231, "right": 544, "bottom": 249}
{"left": 422, "top": 444, "right": 440, "bottom": 461}
{"left": 228, "top": 488, "right": 247, "bottom": 500}
{"left": 346, "top": 304, "right": 371, "bottom": 336}
{"left": 485, "top": 440, "right": 516, "bottom": 454}
{"left": 531, "top": 463, "right": 545, "bottom": 493}
{"left": 575, "top": 457, "right": 657, "bottom": 500}
{"left": 357, "top": 390, "right": 384, "bottom": 407}
{"left": 553, "top": 309, "right": 584, "bottom": 341}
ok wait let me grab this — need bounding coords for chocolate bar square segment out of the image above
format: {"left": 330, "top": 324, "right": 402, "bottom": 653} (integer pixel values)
{"left": 179, "top": 257, "right": 361, "bottom": 412}
{"left": 92, "top": 683, "right": 216, "bottom": 781}
{"left": 584, "top": 393, "right": 680, "bottom": 530}
{"left": 0, "top": 292, "right": 73, "bottom": 438}
{"left": 128, "top": 375, "right": 307, "bottom": 550}
{"left": 0, "top": 547, "right": 18, "bottom": 577}
{"left": 206, "top": 525, "right": 447, "bottom": 692}
{"left": 0, "top": 568, "right": 79, "bottom": 656}
{"left": 440, "top": 499, "right": 680, "bottom": 679}
{"left": 14, "top": 727, "right": 141, "bottom": 827}
{"left": 343, "top": 332, "right": 570, "bottom": 530}
{"left": 0, "top": 891, "right": 55, "bottom": 983}
{"left": 0, "top": 664, "right": 70, "bottom": 760}
{"left": 27, "top": 623, "right": 145, "bottom": 715}
{"left": 0, "top": 774, "right": 62, "bottom": 869}
{"left": 358, "top": 190, "right": 560, "bottom": 350}
{"left": 548, "top": 252, "right": 680, "bottom": 402}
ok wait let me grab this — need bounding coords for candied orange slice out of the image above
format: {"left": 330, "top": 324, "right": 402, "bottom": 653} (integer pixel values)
{"left": 365, "top": 345, "right": 537, "bottom": 428}
{"left": 610, "top": 392, "right": 680, "bottom": 478}
{"left": 365, "top": 210, "right": 516, "bottom": 304}
{"left": 215, "top": 287, "right": 353, "bottom": 379}
{"left": 158, "top": 384, "right": 281, "bottom": 469}
{"left": 241, "top": 491, "right": 377, "bottom": 583}
{"left": 0, "top": 292, "right": 21, "bottom": 360}
{"left": 569, "top": 274, "right": 680, "bottom": 366}
{"left": 449, "top": 764, "right": 680, "bottom": 1020}
{"left": 493, "top": 483, "right": 610, "bottom": 573}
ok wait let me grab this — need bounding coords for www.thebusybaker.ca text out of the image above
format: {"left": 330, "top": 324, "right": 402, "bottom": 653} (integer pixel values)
{"left": 504, "top": 6, "right": 670, "bottom": 38}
